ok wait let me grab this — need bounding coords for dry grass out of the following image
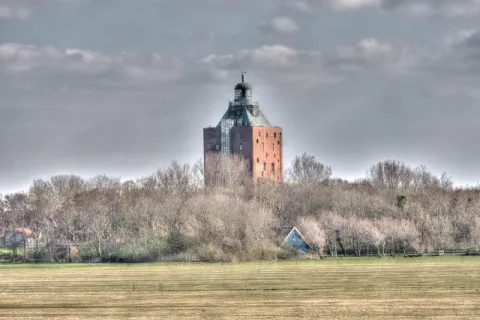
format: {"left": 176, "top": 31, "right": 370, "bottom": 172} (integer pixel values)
{"left": 0, "top": 256, "right": 479, "bottom": 319}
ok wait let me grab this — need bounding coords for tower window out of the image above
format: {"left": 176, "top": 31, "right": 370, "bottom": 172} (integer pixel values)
{"left": 257, "top": 158, "right": 259, "bottom": 163}
{"left": 239, "top": 143, "right": 243, "bottom": 151}
{"left": 258, "top": 132, "right": 261, "bottom": 137}
{"left": 266, "top": 133, "right": 268, "bottom": 138}
{"left": 263, "top": 162, "right": 266, "bottom": 170}
{"left": 278, "top": 141, "right": 280, "bottom": 145}
{"left": 256, "top": 139, "right": 259, "bottom": 144}
{"left": 271, "top": 163, "right": 275, "bottom": 174}
{"left": 274, "top": 132, "right": 277, "bottom": 138}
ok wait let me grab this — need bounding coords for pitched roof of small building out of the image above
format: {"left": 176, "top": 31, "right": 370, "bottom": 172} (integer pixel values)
{"left": 276, "top": 226, "right": 312, "bottom": 253}
{"left": 14, "top": 227, "right": 34, "bottom": 236}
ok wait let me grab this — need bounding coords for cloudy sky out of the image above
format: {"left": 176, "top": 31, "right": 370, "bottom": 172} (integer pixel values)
{"left": 2, "top": 0, "right": 480, "bottom": 193}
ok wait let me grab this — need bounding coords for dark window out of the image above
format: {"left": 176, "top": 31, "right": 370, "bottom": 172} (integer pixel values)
{"left": 256, "top": 139, "right": 259, "bottom": 144}
{"left": 274, "top": 132, "right": 277, "bottom": 138}
{"left": 263, "top": 162, "right": 266, "bottom": 170}
{"left": 271, "top": 163, "right": 275, "bottom": 174}
{"left": 266, "top": 133, "right": 269, "bottom": 138}
{"left": 278, "top": 141, "right": 280, "bottom": 145}
{"left": 257, "top": 158, "right": 259, "bottom": 163}
{"left": 258, "top": 132, "right": 261, "bottom": 137}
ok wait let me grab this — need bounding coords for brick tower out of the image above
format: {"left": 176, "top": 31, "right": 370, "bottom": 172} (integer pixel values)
{"left": 203, "top": 73, "right": 283, "bottom": 183}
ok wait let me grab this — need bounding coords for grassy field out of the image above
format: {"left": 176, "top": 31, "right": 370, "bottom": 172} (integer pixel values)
{"left": 0, "top": 256, "right": 479, "bottom": 319}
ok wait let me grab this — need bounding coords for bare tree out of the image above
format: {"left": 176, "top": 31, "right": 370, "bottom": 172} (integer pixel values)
{"left": 287, "top": 153, "right": 332, "bottom": 185}
{"left": 0, "top": 194, "right": 5, "bottom": 237}
{"left": 395, "top": 219, "right": 421, "bottom": 255}
{"left": 411, "top": 165, "right": 441, "bottom": 192}
{"left": 298, "top": 216, "right": 326, "bottom": 259}
{"left": 320, "top": 211, "right": 347, "bottom": 257}
{"left": 1, "top": 155, "right": 477, "bottom": 263}
{"left": 367, "top": 160, "right": 413, "bottom": 190}
{"left": 3, "top": 193, "right": 31, "bottom": 260}
{"left": 204, "top": 152, "right": 253, "bottom": 197}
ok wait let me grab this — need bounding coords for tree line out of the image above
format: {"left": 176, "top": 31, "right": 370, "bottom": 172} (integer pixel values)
{"left": 1, "top": 153, "right": 479, "bottom": 262}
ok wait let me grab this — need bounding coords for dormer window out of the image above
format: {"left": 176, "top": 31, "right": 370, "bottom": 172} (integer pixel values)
{"left": 235, "top": 90, "right": 242, "bottom": 99}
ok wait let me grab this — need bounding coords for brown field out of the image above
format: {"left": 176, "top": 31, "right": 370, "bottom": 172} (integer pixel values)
{"left": 0, "top": 256, "right": 479, "bottom": 319}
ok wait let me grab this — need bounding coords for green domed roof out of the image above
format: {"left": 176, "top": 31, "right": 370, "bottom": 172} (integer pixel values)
{"left": 234, "top": 82, "right": 252, "bottom": 90}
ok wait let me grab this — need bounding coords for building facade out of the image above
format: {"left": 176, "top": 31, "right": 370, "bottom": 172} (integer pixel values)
{"left": 203, "top": 73, "right": 283, "bottom": 183}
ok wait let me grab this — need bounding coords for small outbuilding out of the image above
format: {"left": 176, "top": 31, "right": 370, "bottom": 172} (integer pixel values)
{"left": 277, "top": 226, "right": 311, "bottom": 254}
{"left": 1, "top": 228, "right": 36, "bottom": 248}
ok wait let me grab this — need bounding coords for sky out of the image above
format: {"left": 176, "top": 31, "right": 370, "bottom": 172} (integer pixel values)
{"left": 2, "top": 0, "right": 480, "bottom": 193}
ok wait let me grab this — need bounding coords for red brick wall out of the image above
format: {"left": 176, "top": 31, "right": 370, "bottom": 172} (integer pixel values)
{"left": 203, "top": 126, "right": 283, "bottom": 184}
{"left": 252, "top": 127, "right": 283, "bottom": 182}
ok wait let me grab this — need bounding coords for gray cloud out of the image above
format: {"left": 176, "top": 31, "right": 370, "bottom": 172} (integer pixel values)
{"left": 259, "top": 17, "right": 300, "bottom": 35}
{"left": 285, "top": 0, "right": 480, "bottom": 17}
{"left": 0, "top": 6, "right": 30, "bottom": 20}
{"left": 283, "top": 0, "right": 312, "bottom": 12}
{"left": 380, "top": 0, "right": 480, "bottom": 17}
{"left": 0, "top": 0, "right": 88, "bottom": 20}
{"left": 189, "top": 26, "right": 217, "bottom": 42}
